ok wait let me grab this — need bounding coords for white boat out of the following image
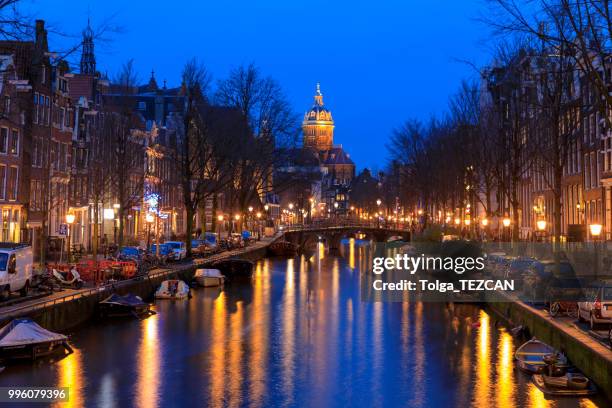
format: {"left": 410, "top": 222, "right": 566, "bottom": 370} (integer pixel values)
{"left": 155, "top": 280, "right": 190, "bottom": 299}
{"left": 0, "top": 318, "right": 72, "bottom": 361}
{"left": 194, "top": 269, "right": 225, "bottom": 287}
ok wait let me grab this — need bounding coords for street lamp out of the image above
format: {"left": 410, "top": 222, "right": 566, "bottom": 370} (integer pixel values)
{"left": 145, "top": 212, "right": 154, "bottom": 251}
{"left": 464, "top": 219, "right": 471, "bottom": 226}
{"left": 502, "top": 217, "right": 511, "bottom": 228}
{"left": 481, "top": 218, "right": 489, "bottom": 227}
{"left": 536, "top": 220, "right": 547, "bottom": 231}
{"left": 454, "top": 217, "right": 461, "bottom": 225}
{"left": 66, "top": 213, "right": 75, "bottom": 260}
{"left": 590, "top": 223, "right": 603, "bottom": 279}
{"left": 590, "top": 223, "right": 602, "bottom": 238}
{"left": 217, "top": 214, "right": 224, "bottom": 239}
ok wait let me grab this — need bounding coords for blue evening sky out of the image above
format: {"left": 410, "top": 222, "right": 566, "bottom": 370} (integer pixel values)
{"left": 23, "top": 0, "right": 492, "bottom": 171}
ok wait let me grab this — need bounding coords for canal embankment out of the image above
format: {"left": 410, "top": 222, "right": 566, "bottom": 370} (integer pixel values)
{"left": 486, "top": 292, "right": 612, "bottom": 401}
{"left": 0, "top": 235, "right": 281, "bottom": 332}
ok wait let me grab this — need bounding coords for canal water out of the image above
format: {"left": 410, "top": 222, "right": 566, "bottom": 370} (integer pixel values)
{"left": 0, "top": 239, "right": 607, "bottom": 407}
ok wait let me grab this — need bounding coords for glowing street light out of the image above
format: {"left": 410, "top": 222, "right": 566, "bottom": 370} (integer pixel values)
{"left": 235, "top": 214, "right": 241, "bottom": 221}
{"left": 464, "top": 219, "right": 471, "bottom": 226}
{"left": 454, "top": 217, "right": 461, "bottom": 225}
{"left": 288, "top": 203, "right": 294, "bottom": 210}
{"left": 590, "top": 223, "right": 602, "bottom": 237}
{"left": 481, "top": 218, "right": 489, "bottom": 227}
{"left": 502, "top": 217, "right": 511, "bottom": 228}
{"left": 248, "top": 206, "right": 253, "bottom": 213}
{"left": 66, "top": 213, "right": 75, "bottom": 224}
{"left": 376, "top": 199, "right": 382, "bottom": 207}
{"left": 536, "top": 220, "right": 547, "bottom": 231}
{"left": 264, "top": 204, "right": 269, "bottom": 211}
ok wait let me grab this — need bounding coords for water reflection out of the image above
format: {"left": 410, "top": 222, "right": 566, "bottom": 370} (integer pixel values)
{"left": 136, "top": 313, "right": 160, "bottom": 408}
{"left": 0, "top": 239, "right": 606, "bottom": 407}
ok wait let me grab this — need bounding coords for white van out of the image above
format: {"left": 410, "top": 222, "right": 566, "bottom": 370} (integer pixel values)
{"left": 0, "top": 243, "right": 33, "bottom": 299}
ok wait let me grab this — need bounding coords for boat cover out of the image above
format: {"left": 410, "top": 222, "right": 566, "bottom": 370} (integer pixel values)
{"left": 100, "top": 293, "right": 146, "bottom": 307}
{"left": 0, "top": 318, "right": 67, "bottom": 347}
{"left": 156, "top": 280, "right": 190, "bottom": 296}
{"left": 195, "top": 268, "right": 223, "bottom": 278}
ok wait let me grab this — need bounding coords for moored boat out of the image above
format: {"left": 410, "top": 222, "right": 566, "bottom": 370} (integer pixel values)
{"left": 514, "top": 338, "right": 568, "bottom": 375}
{"left": 532, "top": 373, "right": 597, "bottom": 396}
{"left": 211, "top": 258, "right": 254, "bottom": 281}
{"left": 0, "top": 318, "right": 72, "bottom": 361}
{"left": 155, "top": 280, "right": 191, "bottom": 299}
{"left": 268, "top": 241, "right": 299, "bottom": 257}
{"left": 194, "top": 268, "right": 225, "bottom": 287}
{"left": 99, "top": 293, "right": 153, "bottom": 318}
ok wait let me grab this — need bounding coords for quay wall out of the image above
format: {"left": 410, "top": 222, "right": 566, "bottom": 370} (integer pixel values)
{"left": 486, "top": 298, "right": 612, "bottom": 401}
{"left": 0, "top": 240, "right": 274, "bottom": 332}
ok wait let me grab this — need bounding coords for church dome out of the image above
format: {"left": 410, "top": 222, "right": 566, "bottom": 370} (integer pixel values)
{"left": 303, "top": 83, "right": 333, "bottom": 123}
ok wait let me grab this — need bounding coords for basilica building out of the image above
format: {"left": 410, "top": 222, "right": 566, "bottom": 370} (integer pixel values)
{"left": 305, "top": 83, "right": 355, "bottom": 207}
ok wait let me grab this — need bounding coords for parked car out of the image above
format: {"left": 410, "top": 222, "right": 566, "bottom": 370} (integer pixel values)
{"left": 578, "top": 281, "right": 612, "bottom": 329}
{"left": 0, "top": 243, "right": 33, "bottom": 299}
{"left": 117, "top": 246, "right": 142, "bottom": 262}
{"left": 150, "top": 243, "right": 173, "bottom": 263}
{"left": 164, "top": 241, "right": 187, "bottom": 260}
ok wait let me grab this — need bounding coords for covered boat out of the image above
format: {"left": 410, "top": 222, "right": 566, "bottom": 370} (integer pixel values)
{"left": 99, "top": 293, "right": 152, "bottom": 318}
{"left": 532, "top": 373, "right": 597, "bottom": 396}
{"left": 194, "top": 269, "right": 225, "bottom": 287}
{"left": 0, "top": 318, "right": 72, "bottom": 361}
{"left": 211, "top": 258, "right": 254, "bottom": 281}
{"left": 268, "top": 241, "right": 299, "bottom": 257}
{"left": 155, "top": 280, "right": 190, "bottom": 299}
{"left": 514, "top": 338, "right": 568, "bottom": 375}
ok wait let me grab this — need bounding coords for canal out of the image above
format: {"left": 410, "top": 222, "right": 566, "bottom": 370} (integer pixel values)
{"left": 0, "top": 239, "right": 607, "bottom": 407}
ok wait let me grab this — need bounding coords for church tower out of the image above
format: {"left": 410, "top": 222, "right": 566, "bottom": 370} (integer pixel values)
{"left": 302, "top": 83, "right": 334, "bottom": 151}
{"left": 80, "top": 19, "right": 96, "bottom": 75}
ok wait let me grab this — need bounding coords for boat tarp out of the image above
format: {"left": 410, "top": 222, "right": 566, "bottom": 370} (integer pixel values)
{"left": 0, "top": 318, "right": 67, "bottom": 347}
{"left": 157, "top": 280, "right": 190, "bottom": 295}
{"left": 100, "top": 293, "right": 146, "bottom": 307}
{"left": 195, "top": 268, "right": 223, "bottom": 278}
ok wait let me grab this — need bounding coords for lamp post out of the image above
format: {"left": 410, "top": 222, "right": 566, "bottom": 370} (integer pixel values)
{"left": 590, "top": 223, "right": 602, "bottom": 279}
{"left": 537, "top": 219, "right": 547, "bottom": 242}
{"left": 66, "top": 213, "right": 75, "bottom": 261}
{"left": 256, "top": 212, "right": 262, "bottom": 240}
{"left": 145, "top": 212, "right": 154, "bottom": 251}
{"left": 217, "top": 214, "right": 224, "bottom": 239}
{"left": 376, "top": 199, "right": 382, "bottom": 227}
{"left": 502, "top": 217, "right": 511, "bottom": 241}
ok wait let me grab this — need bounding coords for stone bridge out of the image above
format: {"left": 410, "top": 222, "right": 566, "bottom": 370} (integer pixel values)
{"left": 282, "top": 225, "right": 411, "bottom": 252}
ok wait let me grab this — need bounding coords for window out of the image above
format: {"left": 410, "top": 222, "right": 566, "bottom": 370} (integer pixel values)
{"left": 0, "top": 128, "right": 7, "bottom": 154}
{"left": 33, "top": 92, "right": 39, "bottom": 124}
{"left": 59, "top": 108, "right": 65, "bottom": 128}
{"left": 138, "top": 101, "right": 146, "bottom": 110}
{"left": 0, "top": 165, "right": 5, "bottom": 200}
{"left": 10, "top": 129, "right": 18, "bottom": 155}
{"left": 45, "top": 96, "right": 50, "bottom": 125}
{"left": 4, "top": 96, "right": 9, "bottom": 114}
{"left": 7, "top": 166, "right": 18, "bottom": 200}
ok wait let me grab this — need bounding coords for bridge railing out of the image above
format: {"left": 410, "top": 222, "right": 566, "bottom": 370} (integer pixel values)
{"left": 282, "top": 221, "right": 409, "bottom": 232}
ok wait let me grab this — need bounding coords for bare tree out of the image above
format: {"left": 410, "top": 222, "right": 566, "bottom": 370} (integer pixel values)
{"left": 215, "top": 63, "right": 298, "bottom": 226}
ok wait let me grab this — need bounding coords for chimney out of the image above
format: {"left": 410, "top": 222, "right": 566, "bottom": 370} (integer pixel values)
{"left": 34, "top": 19, "right": 49, "bottom": 55}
